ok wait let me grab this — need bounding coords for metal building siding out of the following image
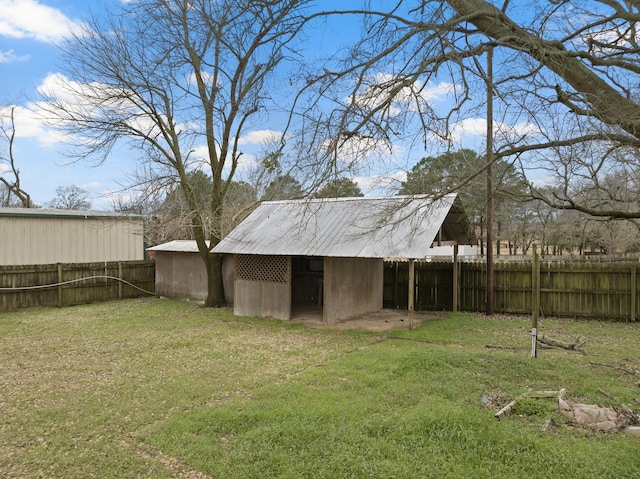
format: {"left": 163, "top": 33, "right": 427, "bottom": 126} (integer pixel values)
{"left": 0, "top": 211, "right": 144, "bottom": 265}
{"left": 212, "top": 194, "right": 473, "bottom": 259}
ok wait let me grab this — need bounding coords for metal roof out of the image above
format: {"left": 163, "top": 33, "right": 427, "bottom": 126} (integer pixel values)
{"left": 0, "top": 207, "right": 142, "bottom": 220}
{"left": 212, "top": 194, "right": 476, "bottom": 259}
{"left": 147, "top": 240, "right": 209, "bottom": 253}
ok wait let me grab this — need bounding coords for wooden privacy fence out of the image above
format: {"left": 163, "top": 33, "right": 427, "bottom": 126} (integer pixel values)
{"left": 384, "top": 258, "right": 640, "bottom": 321}
{"left": 0, "top": 260, "right": 155, "bottom": 311}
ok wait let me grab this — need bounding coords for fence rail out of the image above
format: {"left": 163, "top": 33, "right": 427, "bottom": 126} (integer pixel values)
{"left": 0, "top": 260, "right": 155, "bottom": 311}
{"left": 384, "top": 258, "right": 640, "bottom": 321}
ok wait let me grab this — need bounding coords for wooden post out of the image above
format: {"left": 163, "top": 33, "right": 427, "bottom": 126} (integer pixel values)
{"left": 453, "top": 244, "right": 459, "bottom": 312}
{"left": 408, "top": 259, "right": 415, "bottom": 330}
{"left": 57, "top": 263, "right": 63, "bottom": 308}
{"left": 631, "top": 263, "right": 637, "bottom": 322}
{"left": 531, "top": 245, "right": 540, "bottom": 357}
{"left": 485, "top": 46, "right": 494, "bottom": 316}
{"left": 118, "top": 261, "right": 123, "bottom": 300}
{"left": 394, "top": 262, "right": 399, "bottom": 309}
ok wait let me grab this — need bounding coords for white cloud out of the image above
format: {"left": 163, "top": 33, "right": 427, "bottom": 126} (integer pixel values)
{"left": 37, "top": 72, "right": 109, "bottom": 109}
{"left": 0, "top": 0, "right": 85, "bottom": 43}
{"left": 5, "top": 72, "right": 130, "bottom": 148}
{"left": 449, "top": 117, "right": 541, "bottom": 143}
{"left": 353, "top": 171, "right": 406, "bottom": 196}
{"left": 351, "top": 73, "right": 455, "bottom": 116}
{"left": 79, "top": 181, "right": 103, "bottom": 190}
{"left": 0, "top": 48, "right": 29, "bottom": 63}
{"left": 188, "top": 143, "right": 258, "bottom": 176}
{"left": 0, "top": 103, "right": 67, "bottom": 146}
{"left": 322, "top": 134, "right": 405, "bottom": 172}
{"left": 237, "top": 129, "right": 283, "bottom": 146}
{"left": 36, "top": 72, "right": 166, "bottom": 142}
{"left": 449, "top": 118, "right": 487, "bottom": 140}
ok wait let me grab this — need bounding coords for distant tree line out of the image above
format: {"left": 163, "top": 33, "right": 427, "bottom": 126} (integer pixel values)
{"left": 397, "top": 149, "right": 640, "bottom": 256}
{"left": 130, "top": 147, "right": 640, "bottom": 256}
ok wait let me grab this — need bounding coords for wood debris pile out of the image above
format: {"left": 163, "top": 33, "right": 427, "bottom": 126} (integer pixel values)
{"left": 493, "top": 388, "right": 640, "bottom": 436}
{"left": 537, "top": 335, "right": 586, "bottom": 352}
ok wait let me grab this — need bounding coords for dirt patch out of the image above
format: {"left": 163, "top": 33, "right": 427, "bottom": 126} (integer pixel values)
{"left": 299, "top": 309, "right": 446, "bottom": 332}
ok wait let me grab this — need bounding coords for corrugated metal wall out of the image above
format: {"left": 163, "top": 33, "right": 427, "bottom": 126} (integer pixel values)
{"left": 0, "top": 216, "right": 144, "bottom": 265}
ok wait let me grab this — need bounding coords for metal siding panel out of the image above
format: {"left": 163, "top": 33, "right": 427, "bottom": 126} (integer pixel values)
{"left": 71, "top": 218, "right": 82, "bottom": 263}
{"left": 49, "top": 219, "right": 63, "bottom": 263}
{"left": 130, "top": 221, "right": 144, "bottom": 260}
{"left": 78, "top": 218, "right": 89, "bottom": 263}
{"left": 0, "top": 214, "right": 145, "bottom": 265}
{"left": 104, "top": 219, "right": 116, "bottom": 261}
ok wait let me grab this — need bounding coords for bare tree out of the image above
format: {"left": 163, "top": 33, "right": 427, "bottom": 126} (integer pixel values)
{"left": 48, "top": 185, "right": 91, "bottom": 210}
{"left": 0, "top": 106, "right": 31, "bottom": 208}
{"left": 39, "top": 0, "right": 313, "bottom": 307}
{"left": 298, "top": 0, "right": 640, "bottom": 220}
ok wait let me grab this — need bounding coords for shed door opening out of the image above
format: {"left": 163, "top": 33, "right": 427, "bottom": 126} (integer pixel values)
{"left": 291, "top": 256, "right": 324, "bottom": 316}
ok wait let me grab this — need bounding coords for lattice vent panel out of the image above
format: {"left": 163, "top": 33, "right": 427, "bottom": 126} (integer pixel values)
{"left": 235, "top": 254, "right": 290, "bottom": 284}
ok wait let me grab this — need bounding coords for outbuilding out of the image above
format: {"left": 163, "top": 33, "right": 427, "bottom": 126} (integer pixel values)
{"left": 0, "top": 207, "right": 145, "bottom": 266}
{"left": 147, "top": 240, "right": 234, "bottom": 304}
{"left": 212, "top": 194, "right": 476, "bottom": 324}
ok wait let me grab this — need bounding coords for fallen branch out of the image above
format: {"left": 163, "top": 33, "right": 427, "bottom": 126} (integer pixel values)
{"left": 494, "top": 399, "right": 517, "bottom": 420}
{"left": 494, "top": 388, "right": 567, "bottom": 419}
{"left": 538, "top": 335, "right": 586, "bottom": 352}
{"left": 597, "top": 388, "right": 615, "bottom": 400}
{"left": 589, "top": 361, "right": 640, "bottom": 377}
{"left": 485, "top": 344, "right": 519, "bottom": 352}
{"left": 494, "top": 389, "right": 532, "bottom": 420}
{"left": 527, "top": 390, "right": 563, "bottom": 398}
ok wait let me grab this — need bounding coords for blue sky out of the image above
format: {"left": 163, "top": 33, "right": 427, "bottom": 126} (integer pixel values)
{"left": 0, "top": 0, "right": 127, "bottom": 208}
{"left": 0, "top": 0, "right": 509, "bottom": 210}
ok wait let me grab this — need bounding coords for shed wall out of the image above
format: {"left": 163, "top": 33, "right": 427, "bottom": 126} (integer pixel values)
{"left": 324, "top": 257, "right": 383, "bottom": 324}
{"left": 154, "top": 251, "right": 207, "bottom": 301}
{"left": 233, "top": 254, "right": 291, "bottom": 320}
{"left": 0, "top": 216, "right": 144, "bottom": 265}
{"left": 153, "top": 252, "right": 234, "bottom": 304}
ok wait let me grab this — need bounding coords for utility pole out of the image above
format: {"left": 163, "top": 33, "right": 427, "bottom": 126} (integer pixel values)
{"left": 486, "top": 46, "right": 494, "bottom": 316}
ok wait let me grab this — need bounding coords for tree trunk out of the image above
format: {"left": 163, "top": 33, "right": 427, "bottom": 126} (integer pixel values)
{"left": 479, "top": 216, "right": 484, "bottom": 256}
{"left": 191, "top": 211, "right": 225, "bottom": 307}
{"left": 204, "top": 251, "right": 225, "bottom": 308}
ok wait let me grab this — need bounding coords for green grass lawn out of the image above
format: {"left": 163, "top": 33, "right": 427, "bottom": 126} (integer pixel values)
{"left": 1, "top": 299, "right": 638, "bottom": 478}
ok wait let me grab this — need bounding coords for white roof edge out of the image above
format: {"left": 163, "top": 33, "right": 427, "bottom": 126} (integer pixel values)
{"left": 0, "top": 207, "right": 143, "bottom": 220}
{"left": 263, "top": 193, "right": 455, "bottom": 206}
{"left": 147, "top": 240, "right": 210, "bottom": 252}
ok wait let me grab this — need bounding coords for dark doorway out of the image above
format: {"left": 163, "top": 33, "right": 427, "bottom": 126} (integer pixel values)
{"left": 291, "top": 256, "right": 324, "bottom": 319}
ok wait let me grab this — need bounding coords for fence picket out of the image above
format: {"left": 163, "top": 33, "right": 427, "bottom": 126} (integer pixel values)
{"left": 0, "top": 260, "right": 155, "bottom": 311}
{"left": 384, "top": 258, "right": 639, "bottom": 321}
